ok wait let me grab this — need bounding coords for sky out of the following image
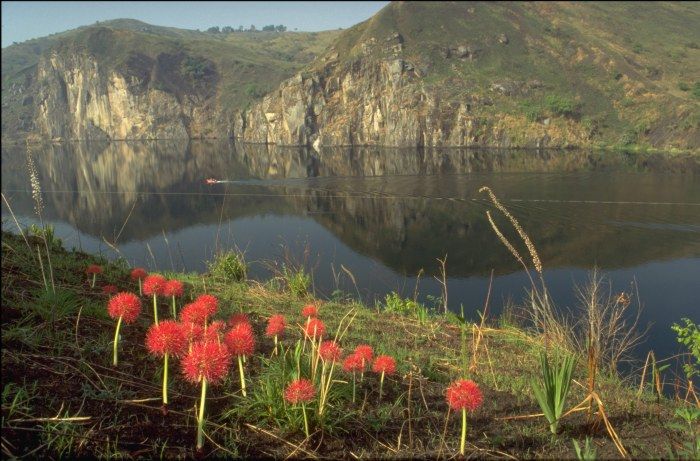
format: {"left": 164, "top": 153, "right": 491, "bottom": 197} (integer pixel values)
{"left": 1, "top": 1, "right": 389, "bottom": 48}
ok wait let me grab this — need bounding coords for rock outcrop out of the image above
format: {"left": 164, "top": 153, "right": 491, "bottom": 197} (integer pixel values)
{"left": 239, "top": 55, "right": 589, "bottom": 149}
{"left": 34, "top": 50, "right": 226, "bottom": 141}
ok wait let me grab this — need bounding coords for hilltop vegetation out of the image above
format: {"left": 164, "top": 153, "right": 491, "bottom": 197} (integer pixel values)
{"left": 2, "top": 3, "right": 699, "bottom": 149}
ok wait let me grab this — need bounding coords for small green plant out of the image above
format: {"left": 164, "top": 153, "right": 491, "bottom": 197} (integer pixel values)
{"left": 666, "top": 406, "right": 700, "bottom": 459}
{"left": 28, "top": 223, "right": 61, "bottom": 248}
{"left": 678, "top": 82, "right": 690, "bottom": 92}
{"left": 381, "top": 291, "right": 428, "bottom": 321}
{"left": 671, "top": 318, "right": 700, "bottom": 380}
{"left": 520, "top": 100, "right": 544, "bottom": 122}
{"left": 531, "top": 351, "right": 575, "bottom": 435}
{"left": 545, "top": 94, "right": 578, "bottom": 117}
{"left": 693, "top": 82, "right": 700, "bottom": 99}
{"left": 283, "top": 266, "right": 311, "bottom": 298}
{"left": 208, "top": 250, "right": 247, "bottom": 282}
{"left": 573, "top": 437, "right": 597, "bottom": 460}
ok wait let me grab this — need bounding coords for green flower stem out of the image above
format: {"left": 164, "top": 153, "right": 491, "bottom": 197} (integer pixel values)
{"left": 112, "top": 316, "right": 123, "bottom": 366}
{"left": 273, "top": 335, "right": 278, "bottom": 355}
{"left": 138, "top": 279, "right": 142, "bottom": 296}
{"left": 352, "top": 372, "right": 356, "bottom": 403}
{"left": 238, "top": 355, "right": 247, "bottom": 397}
{"left": 162, "top": 353, "right": 169, "bottom": 405}
{"left": 301, "top": 403, "right": 309, "bottom": 439}
{"left": 91, "top": 273, "right": 96, "bottom": 288}
{"left": 152, "top": 294, "right": 159, "bottom": 325}
{"left": 460, "top": 408, "right": 467, "bottom": 455}
{"left": 171, "top": 295, "right": 177, "bottom": 318}
{"left": 379, "top": 371, "right": 385, "bottom": 400}
{"left": 319, "top": 360, "right": 336, "bottom": 416}
{"left": 196, "top": 378, "right": 208, "bottom": 451}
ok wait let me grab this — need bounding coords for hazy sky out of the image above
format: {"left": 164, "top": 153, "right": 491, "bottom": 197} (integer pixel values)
{"left": 1, "top": 1, "right": 389, "bottom": 48}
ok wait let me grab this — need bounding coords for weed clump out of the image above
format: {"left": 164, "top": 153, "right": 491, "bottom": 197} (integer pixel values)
{"left": 208, "top": 250, "right": 247, "bottom": 282}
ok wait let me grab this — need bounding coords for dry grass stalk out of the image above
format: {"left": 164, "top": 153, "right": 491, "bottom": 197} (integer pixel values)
{"left": 469, "top": 270, "right": 493, "bottom": 374}
{"left": 479, "top": 186, "right": 542, "bottom": 275}
{"left": 434, "top": 255, "right": 448, "bottom": 314}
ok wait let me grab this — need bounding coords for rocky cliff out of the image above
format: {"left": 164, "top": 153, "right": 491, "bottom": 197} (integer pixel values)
{"left": 34, "top": 50, "right": 223, "bottom": 140}
{"left": 239, "top": 2, "right": 700, "bottom": 150}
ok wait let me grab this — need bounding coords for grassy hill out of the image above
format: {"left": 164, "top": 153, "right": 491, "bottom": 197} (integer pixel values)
{"left": 1, "top": 19, "right": 340, "bottom": 138}
{"left": 305, "top": 1, "right": 700, "bottom": 150}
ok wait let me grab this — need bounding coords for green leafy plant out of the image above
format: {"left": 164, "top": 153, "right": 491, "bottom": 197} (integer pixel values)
{"left": 671, "top": 318, "right": 700, "bottom": 380}
{"left": 382, "top": 291, "right": 428, "bottom": 321}
{"left": 666, "top": 406, "right": 700, "bottom": 459}
{"left": 283, "top": 266, "right": 311, "bottom": 298}
{"left": 573, "top": 437, "right": 597, "bottom": 460}
{"left": 531, "top": 351, "right": 575, "bottom": 435}
{"left": 545, "top": 94, "right": 578, "bottom": 117}
{"left": 208, "top": 250, "right": 247, "bottom": 282}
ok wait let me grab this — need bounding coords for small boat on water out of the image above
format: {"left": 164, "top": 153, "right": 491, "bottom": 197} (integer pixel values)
{"left": 205, "top": 178, "right": 218, "bottom": 184}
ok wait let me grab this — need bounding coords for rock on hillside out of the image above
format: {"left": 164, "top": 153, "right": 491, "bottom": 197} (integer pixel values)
{"left": 240, "top": 1, "right": 700, "bottom": 150}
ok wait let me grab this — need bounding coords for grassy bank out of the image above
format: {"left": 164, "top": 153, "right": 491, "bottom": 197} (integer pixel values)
{"left": 1, "top": 229, "right": 697, "bottom": 459}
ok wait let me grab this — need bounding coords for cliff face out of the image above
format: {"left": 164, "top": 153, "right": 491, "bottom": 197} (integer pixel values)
{"left": 35, "top": 51, "right": 224, "bottom": 141}
{"left": 239, "top": 1, "right": 700, "bottom": 150}
{"left": 239, "top": 56, "right": 590, "bottom": 148}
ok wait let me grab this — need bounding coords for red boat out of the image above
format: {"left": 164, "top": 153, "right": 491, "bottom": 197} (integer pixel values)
{"left": 205, "top": 178, "right": 218, "bottom": 184}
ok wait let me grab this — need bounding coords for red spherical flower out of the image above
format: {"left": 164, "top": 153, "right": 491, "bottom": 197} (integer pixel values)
{"left": 265, "top": 314, "right": 286, "bottom": 337}
{"left": 304, "top": 318, "right": 325, "bottom": 339}
{"left": 343, "top": 353, "right": 365, "bottom": 373}
{"left": 130, "top": 267, "right": 148, "bottom": 281}
{"left": 354, "top": 344, "right": 374, "bottom": 364}
{"left": 224, "top": 323, "right": 255, "bottom": 357}
{"left": 284, "top": 378, "right": 316, "bottom": 404}
{"left": 319, "top": 340, "right": 342, "bottom": 362}
{"left": 181, "top": 321, "right": 204, "bottom": 343}
{"left": 107, "top": 292, "right": 142, "bottom": 323}
{"left": 143, "top": 274, "right": 166, "bottom": 296}
{"left": 180, "top": 302, "right": 207, "bottom": 325}
{"left": 162, "top": 279, "right": 184, "bottom": 297}
{"left": 194, "top": 294, "right": 218, "bottom": 317}
{"left": 146, "top": 320, "right": 188, "bottom": 358}
{"left": 372, "top": 355, "right": 397, "bottom": 375}
{"left": 181, "top": 340, "right": 231, "bottom": 384}
{"left": 102, "top": 285, "right": 118, "bottom": 295}
{"left": 445, "top": 379, "right": 483, "bottom": 412}
{"left": 228, "top": 312, "right": 250, "bottom": 327}
{"left": 86, "top": 264, "right": 103, "bottom": 275}
{"left": 301, "top": 304, "right": 318, "bottom": 318}
{"left": 206, "top": 320, "right": 228, "bottom": 342}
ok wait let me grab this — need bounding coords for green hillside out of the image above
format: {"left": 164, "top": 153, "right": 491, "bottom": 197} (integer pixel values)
{"left": 314, "top": 1, "right": 700, "bottom": 150}
{"left": 1, "top": 19, "right": 340, "bottom": 138}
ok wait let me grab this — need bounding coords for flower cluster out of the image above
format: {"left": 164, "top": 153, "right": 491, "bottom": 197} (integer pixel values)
{"left": 265, "top": 314, "right": 286, "bottom": 337}
{"left": 143, "top": 274, "right": 166, "bottom": 296}
{"left": 445, "top": 379, "right": 483, "bottom": 412}
{"left": 107, "top": 292, "right": 142, "bottom": 323}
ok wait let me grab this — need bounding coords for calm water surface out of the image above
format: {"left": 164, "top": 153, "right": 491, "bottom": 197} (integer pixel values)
{"left": 2, "top": 141, "right": 699, "bottom": 367}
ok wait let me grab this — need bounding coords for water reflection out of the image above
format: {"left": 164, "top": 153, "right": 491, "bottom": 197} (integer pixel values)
{"left": 2, "top": 141, "right": 699, "bottom": 278}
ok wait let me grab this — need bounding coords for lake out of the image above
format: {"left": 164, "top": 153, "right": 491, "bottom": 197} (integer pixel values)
{"left": 2, "top": 140, "right": 699, "bottom": 369}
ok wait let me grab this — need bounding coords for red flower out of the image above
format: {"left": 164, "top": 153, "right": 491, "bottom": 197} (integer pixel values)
{"left": 445, "top": 379, "right": 483, "bottom": 412}
{"left": 130, "top": 267, "right": 148, "bottom": 280}
{"left": 372, "top": 355, "right": 396, "bottom": 375}
{"left": 284, "top": 378, "right": 316, "bottom": 404}
{"left": 181, "top": 340, "right": 231, "bottom": 384}
{"left": 343, "top": 353, "right": 365, "bottom": 373}
{"left": 163, "top": 279, "right": 184, "bottom": 297}
{"left": 224, "top": 323, "right": 255, "bottom": 357}
{"left": 182, "top": 321, "right": 204, "bottom": 343}
{"left": 179, "top": 297, "right": 217, "bottom": 325}
{"left": 194, "top": 294, "right": 218, "bottom": 317}
{"left": 304, "top": 318, "right": 325, "bottom": 339}
{"left": 86, "top": 264, "right": 103, "bottom": 275}
{"left": 265, "top": 314, "right": 286, "bottom": 337}
{"left": 228, "top": 313, "right": 250, "bottom": 327}
{"left": 107, "top": 292, "right": 142, "bottom": 323}
{"left": 143, "top": 274, "right": 166, "bottom": 296}
{"left": 102, "top": 285, "right": 118, "bottom": 295}
{"left": 203, "top": 320, "right": 227, "bottom": 343}
{"left": 319, "top": 340, "right": 342, "bottom": 362}
{"left": 354, "top": 344, "right": 374, "bottom": 365}
{"left": 301, "top": 304, "right": 318, "bottom": 318}
{"left": 146, "top": 320, "right": 188, "bottom": 357}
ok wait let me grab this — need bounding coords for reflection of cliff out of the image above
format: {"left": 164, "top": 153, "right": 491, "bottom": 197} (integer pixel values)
{"left": 2, "top": 141, "right": 698, "bottom": 275}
